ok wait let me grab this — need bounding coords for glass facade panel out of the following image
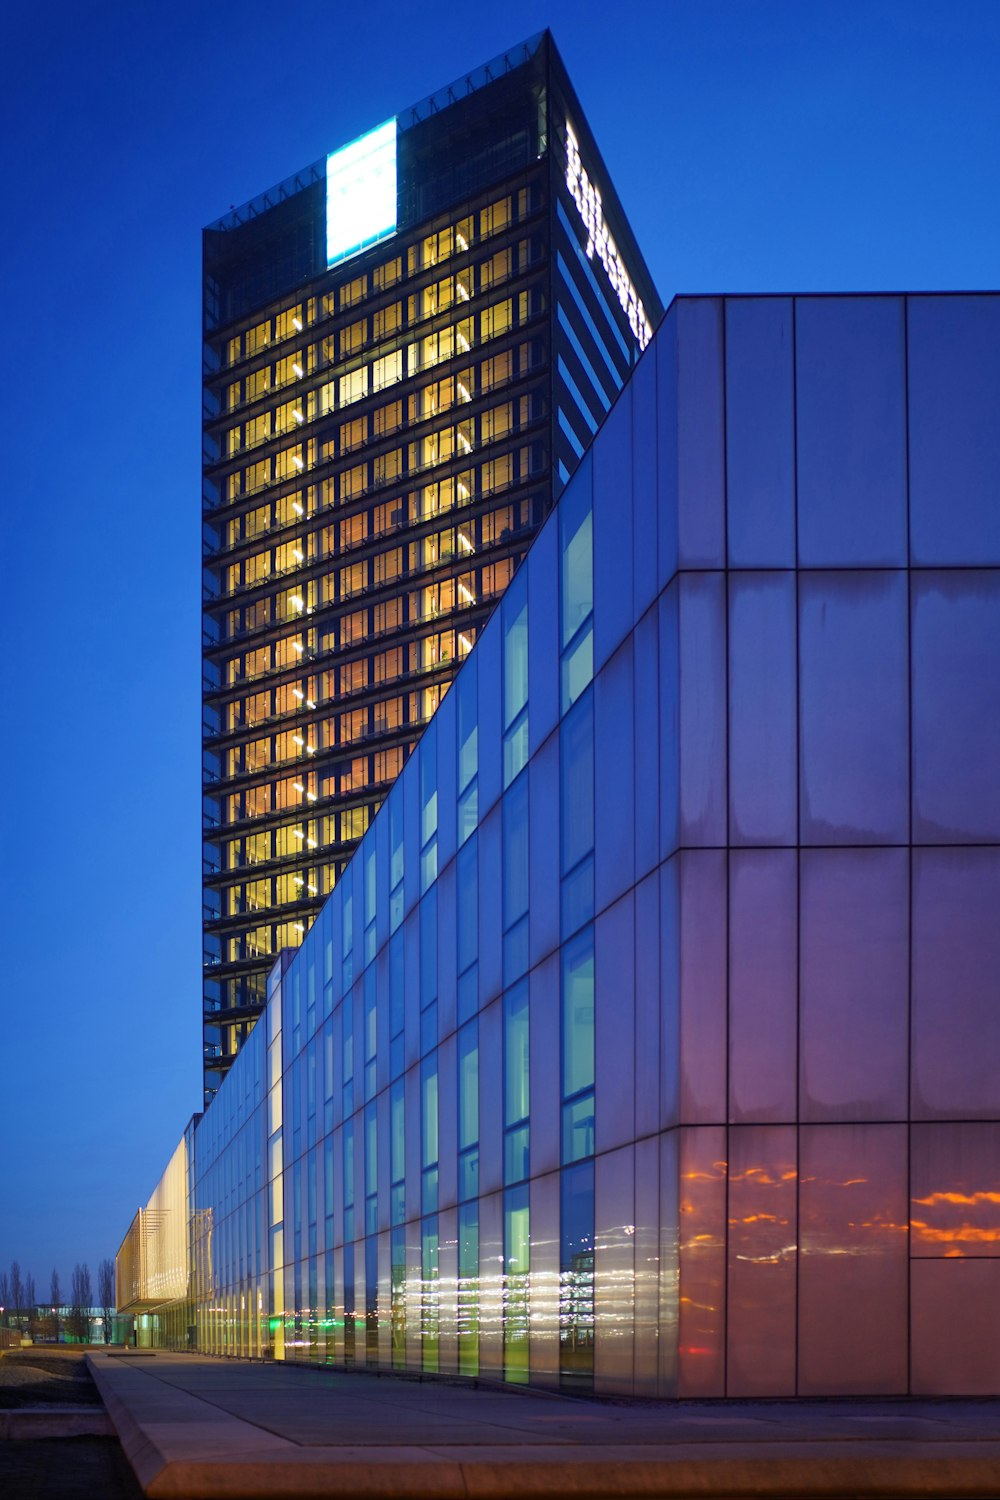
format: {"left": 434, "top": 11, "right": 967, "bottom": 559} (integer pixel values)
{"left": 728, "top": 851, "right": 797, "bottom": 1124}
{"left": 724, "top": 297, "right": 794, "bottom": 567}
{"left": 796, "top": 295, "right": 907, "bottom": 566}
{"left": 676, "top": 1126, "right": 726, "bottom": 1397}
{"left": 727, "top": 1125, "right": 797, "bottom": 1397}
{"left": 911, "top": 1261, "right": 1000, "bottom": 1396}
{"left": 911, "top": 1122, "right": 1000, "bottom": 1259}
{"left": 728, "top": 574, "right": 796, "bottom": 846}
{"left": 800, "top": 849, "right": 909, "bottom": 1122}
{"left": 798, "top": 1125, "right": 908, "bottom": 1396}
{"left": 592, "top": 388, "right": 633, "bottom": 667}
{"left": 679, "top": 574, "right": 726, "bottom": 845}
{"left": 911, "top": 849, "right": 1000, "bottom": 1120}
{"left": 678, "top": 851, "right": 726, "bottom": 1124}
{"left": 912, "top": 571, "right": 1000, "bottom": 842}
{"left": 799, "top": 571, "right": 908, "bottom": 844}
{"left": 907, "top": 295, "right": 1000, "bottom": 566}
{"left": 675, "top": 299, "right": 724, "bottom": 567}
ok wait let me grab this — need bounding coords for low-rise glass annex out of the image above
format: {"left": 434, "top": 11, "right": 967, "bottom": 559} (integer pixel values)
{"left": 124, "top": 292, "right": 1000, "bottom": 1397}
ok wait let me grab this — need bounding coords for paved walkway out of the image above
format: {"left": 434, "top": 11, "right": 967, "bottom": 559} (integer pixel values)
{"left": 87, "top": 1351, "right": 1000, "bottom": 1498}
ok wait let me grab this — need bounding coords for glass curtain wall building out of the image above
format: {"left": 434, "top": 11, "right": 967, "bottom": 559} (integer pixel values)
{"left": 201, "top": 33, "right": 660, "bottom": 1099}
{"left": 123, "top": 292, "right": 1000, "bottom": 1396}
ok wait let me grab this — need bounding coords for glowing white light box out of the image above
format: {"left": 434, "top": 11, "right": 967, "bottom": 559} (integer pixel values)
{"left": 326, "top": 118, "right": 398, "bottom": 268}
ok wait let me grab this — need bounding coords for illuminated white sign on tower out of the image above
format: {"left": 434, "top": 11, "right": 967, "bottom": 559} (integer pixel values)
{"left": 326, "top": 118, "right": 398, "bottom": 268}
{"left": 565, "top": 123, "right": 652, "bottom": 351}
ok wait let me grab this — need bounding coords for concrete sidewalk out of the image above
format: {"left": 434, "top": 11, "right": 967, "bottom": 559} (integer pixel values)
{"left": 87, "top": 1351, "right": 1000, "bottom": 1498}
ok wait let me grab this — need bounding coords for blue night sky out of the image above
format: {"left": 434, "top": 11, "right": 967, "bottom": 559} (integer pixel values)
{"left": 1, "top": 0, "right": 997, "bottom": 1290}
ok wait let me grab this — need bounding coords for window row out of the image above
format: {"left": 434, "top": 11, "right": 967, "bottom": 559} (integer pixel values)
{"left": 220, "top": 190, "right": 532, "bottom": 372}
{"left": 221, "top": 292, "right": 542, "bottom": 496}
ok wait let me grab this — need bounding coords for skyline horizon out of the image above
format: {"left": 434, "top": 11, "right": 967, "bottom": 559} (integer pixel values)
{"left": 2, "top": 0, "right": 999, "bottom": 1280}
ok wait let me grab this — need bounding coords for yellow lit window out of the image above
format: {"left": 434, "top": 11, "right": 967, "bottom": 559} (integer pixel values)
{"left": 418, "top": 227, "right": 452, "bottom": 270}
{"left": 245, "top": 412, "right": 271, "bottom": 448}
{"left": 274, "top": 825, "right": 302, "bottom": 858}
{"left": 482, "top": 556, "right": 515, "bottom": 597}
{"left": 482, "top": 505, "right": 514, "bottom": 545}
{"left": 245, "top": 736, "right": 270, "bottom": 773}
{"left": 339, "top": 367, "right": 368, "bottom": 407}
{"left": 374, "top": 747, "right": 403, "bottom": 782}
{"left": 373, "top": 597, "right": 401, "bottom": 633}
{"left": 341, "top": 609, "right": 366, "bottom": 643}
{"left": 481, "top": 402, "right": 513, "bottom": 443}
{"left": 372, "top": 256, "right": 402, "bottom": 292}
{"left": 340, "top": 708, "right": 368, "bottom": 743}
{"left": 373, "top": 495, "right": 407, "bottom": 530}
{"left": 373, "top": 448, "right": 401, "bottom": 486}
{"left": 339, "top": 319, "right": 365, "bottom": 359}
{"left": 480, "top": 246, "right": 512, "bottom": 290}
{"left": 245, "top": 320, "right": 270, "bottom": 354}
{"left": 275, "top": 306, "right": 303, "bottom": 340}
{"left": 274, "top": 444, "right": 303, "bottom": 480}
{"left": 374, "top": 546, "right": 402, "bottom": 585}
{"left": 341, "top": 464, "right": 365, "bottom": 502}
{"left": 275, "top": 492, "right": 304, "bottom": 527}
{"left": 374, "top": 646, "right": 403, "bottom": 683}
{"left": 340, "top": 511, "right": 367, "bottom": 548}
{"left": 245, "top": 549, "right": 268, "bottom": 586}
{"left": 420, "top": 276, "right": 453, "bottom": 319}
{"left": 373, "top": 398, "right": 402, "bottom": 438}
{"left": 342, "top": 806, "right": 369, "bottom": 840}
{"left": 339, "top": 274, "right": 367, "bottom": 311}
{"left": 374, "top": 696, "right": 403, "bottom": 733}
{"left": 480, "top": 299, "right": 513, "bottom": 341}
{"left": 247, "top": 367, "right": 271, "bottom": 401}
{"left": 246, "top": 829, "right": 270, "bottom": 863}
{"left": 246, "top": 784, "right": 272, "bottom": 818}
{"left": 480, "top": 197, "right": 511, "bottom": 239}
{"left": 244, "top": 458, "right": 270, "bottom": 493}
{"left": 339, "top": 658, "right": 367, "bottom": 694}
{"left": 482, "top": 452, "right": 514, "bottom": 494}
{"left": 416, "top": 427, "right": 455, "bottom": 469}
{"left": 340, "top": 561, "right": 366, "bottom": 598}
{"left": 372, "top": 301, "right": 401, "bottom": 340}
{"left": 274, "top": 540, "right": 301, "bottom": 573}
{"left": 275, "top": 635, "right": 306, "bottom": 670}
{"left": 245, "top": 505, "right": 268, "bottom": 539}
{"left": 372, "top": 350, "right": 402, "bottom": 391}
{"left": 340, "top": 415, "right": 365, "bottom": 453}
{"left": 274, "top": 400, "right": 303, "bottom": 436}
{"left": 275, "top": 351, "right": 303, "bottom": 386}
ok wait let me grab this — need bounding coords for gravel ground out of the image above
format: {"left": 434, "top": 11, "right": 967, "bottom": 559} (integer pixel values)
{"left": 0, "top": 1438, "right": 143, "bottom": 1498}
{"left": 0, "top": 1354, "right": 142, "bottom": 1497}
{"left": 0, "top": 1353, "right": 100, "bottom": 1410}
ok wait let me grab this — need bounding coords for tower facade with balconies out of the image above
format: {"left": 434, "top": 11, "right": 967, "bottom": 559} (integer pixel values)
{"left": 200, "top": 34, "right": 661, "bottom": 1099}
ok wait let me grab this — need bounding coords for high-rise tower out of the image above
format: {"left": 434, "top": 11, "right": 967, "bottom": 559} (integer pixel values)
{"left": 201, "top": 32, "right": 660, "bottom": 1099}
